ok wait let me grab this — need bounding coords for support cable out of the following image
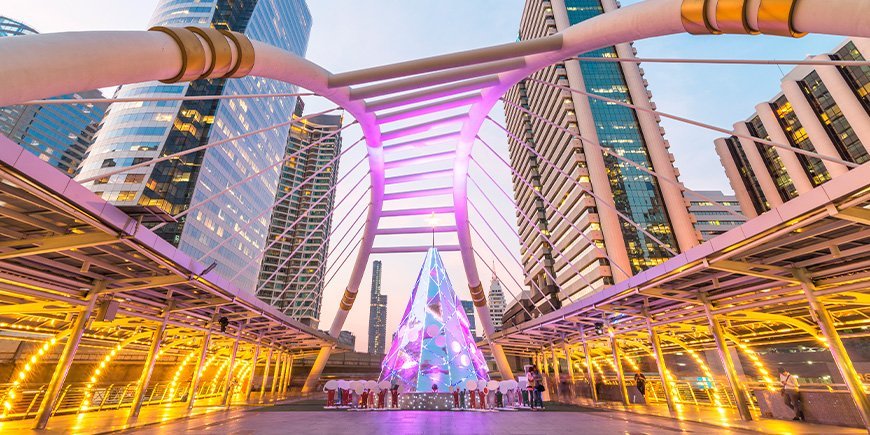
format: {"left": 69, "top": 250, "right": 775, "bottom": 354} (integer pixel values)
{"left": 526, "top": 78, "right": 858, "bottom": 169}
{"left": 199, "top": 153, "right": 367, "bottom": 265}
{"left": 265, "top": 186, "right": 371, "bottom": 304}
{"left": 487, "top": 116, "right": 679, "bottom": 256}
{"left": 500, "top": 98, "right": 745, "bottom": 220}
{"left": 154, "top": 136, "right": 365, "bottom": 231}
{"left": 471, "top": 137, "right": 632, "bottom": 279}
{"left": 322, "top": 237, "right": 364, "bottom": 291}
{"left": 79, "top": 107, "right": 349, "bottom": 183}
{"left": 22, "top": 92, "right": 316, "bottom": 106}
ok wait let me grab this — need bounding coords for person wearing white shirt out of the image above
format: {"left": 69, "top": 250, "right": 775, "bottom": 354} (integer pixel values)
{"left": 779, "top": 368, "right": 804, "bottom": 421}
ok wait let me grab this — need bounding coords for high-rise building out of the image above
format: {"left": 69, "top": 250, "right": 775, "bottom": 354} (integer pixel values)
{"left": 488, "top": 273, "right": 506, "bottom": 331}
{"left": 0, "top": 16, "right": 107, "bottom": 176}
{"left": 367, "top": 260, "right": 388, "bottom": 354}
{"left": 461, "top": 300, "right": 478, "bottom": 339}
{"left": 715, "top": 39, "right": 870, "bottom": 217}
{"left": 76, "top": 0, "right": 313, "bottom": 291}
{"left": 338, "top": 330, "right": 356, "bottom": 349}
{"left": 689, "top": 191, "right": 747, "bottom": 241}
{"left": 257, "top": 101, "right": 342, "bottom": 326}
{"left": 503, "top": 0, "right": 698, "bottom": 313}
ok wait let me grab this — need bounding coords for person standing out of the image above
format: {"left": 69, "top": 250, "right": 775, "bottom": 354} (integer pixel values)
{"left": 633, "top": 372, "right": 647, "bottom": 398}
{"left": 526, "top": 368, "right": 537, "bottom": 409}
{"left": 452, "top": 386, "right": 460, "bottom": 409}
{"left": 779, "top": 368, "right": 804, "bottom": 421}
{"left": 390, "top": 384, "right": 400, "bottom": 409}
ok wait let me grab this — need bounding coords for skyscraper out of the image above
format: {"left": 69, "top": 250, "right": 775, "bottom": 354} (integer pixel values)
{"left": 488, "top": 273, "right": 506, "bottom": 331}
{"left": 461, "top": 300, "right": 477, "bottom": 339}
{"left": 257, "top": 101, "right": 343, "bottom": 326}
{"left": 715, "top": 39, "right": 870, "bottom": 217}
{"left": 76, "top": 0, "right": 313, "bottom": 291}
{"left": 367, "top": 260, "right": 388, "bottom": 354}
{"left": 503, "top": 0, "right": 698, "bottom": 313}
{"left": 689, "top": 191, "right": 747, "bottom": 241}
{"left": 0, "top": 16, "right": 107, "bottom": 176}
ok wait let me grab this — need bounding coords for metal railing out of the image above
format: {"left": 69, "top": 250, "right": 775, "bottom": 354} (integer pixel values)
{"left": 0, "top": 378, "right": 234, "bottom": 421}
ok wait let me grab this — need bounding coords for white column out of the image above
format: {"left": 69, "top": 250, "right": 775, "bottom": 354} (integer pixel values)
{"left": 754, "top": 103, "right": 814, "bottom": 194}
{"left": 813, "top": 54, "right": 870, "bottom": 154}
{"left": 714, "top": 138, "right": 759, "bottom": 218}
{"left": 780, "top": 80, "right": 850, "bottom": 177}
{"left": 733, "top": 122, "right": 784, "bottom": 207}
{"left": 601, "top": 0, "right": 698, "bottom": 252}
{"left": 551, "top": 0, "right": 632, "bottom": 281}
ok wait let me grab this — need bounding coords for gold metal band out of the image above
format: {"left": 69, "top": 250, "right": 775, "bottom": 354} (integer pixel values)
{"left": 469, "top": 284, "right": 487, "bottom": 308}
{"left": 339, "top": 289, "right": 357, "bottom": 311}
{"left": 680, "top": 0, "right": 803, "bottom": 37}
{"left": 150, "top": 26, "right": 207, "bottom": 83}
{"left": 220, "top": 30, "right": 256, "bottom": 79}
{"left": 716, "top": 0, "right": 757, "bottom": 34}
{"left": 681, "top": 0, "right": 719, "bottom": 35}
{"left": 757, "top": 0, "right": 805, "bottom": 37}
{"left": 186, "top": 26, "right": 234, "bottom": 79}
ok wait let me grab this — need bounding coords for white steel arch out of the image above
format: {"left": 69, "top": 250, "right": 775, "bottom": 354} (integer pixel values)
{"left": 0, "top": 0, "right": 868, "bottom": 391}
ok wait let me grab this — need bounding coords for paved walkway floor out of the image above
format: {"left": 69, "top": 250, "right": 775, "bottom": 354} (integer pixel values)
{"left": 122, "top": 399, "right": 867, "bottom": 435}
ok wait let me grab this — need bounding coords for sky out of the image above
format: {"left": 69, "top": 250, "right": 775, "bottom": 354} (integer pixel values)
{"left": 0, "top": 0, "right": 848, "bottom": 351}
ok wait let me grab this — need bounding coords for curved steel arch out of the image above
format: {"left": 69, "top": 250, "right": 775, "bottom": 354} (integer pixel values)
{"left": 1, "top": 0, "right": 868, "bottom": 391}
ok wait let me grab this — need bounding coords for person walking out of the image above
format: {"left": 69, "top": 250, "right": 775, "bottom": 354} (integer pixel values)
{"left": 779, "top": 368, "right": 804, "bottom": 421}
{"left": 526, "top": 368, "right": 537, "bottom": 409}
{"left": 633, "top": 372, "right": 647, "bottom": 398}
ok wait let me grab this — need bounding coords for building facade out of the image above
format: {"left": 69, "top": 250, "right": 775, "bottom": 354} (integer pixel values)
{"left": 488, "top": 274, "right": 506, "bottom": 331}
{"left": 367, "top": 260, "right": 388, "bottom": 354}
{"left": 715, "top": 39, "right": 870, "bottom": 217}
{"left": 257, "top": 102, "right": 342, "bottom": 326}
{"left": 76, "top": 0, "right": 313, "bottom": 291}
{"left": 0, "top": 16, "right": 107, "bottom": 176}
{"left": 503, "top": 0, "right": 698, "bottom": 313}
{"left": 689, "top": 191, "right": 747, "bottom": 241}
{"left": 461, "top": 300, "right": 478, "bottom": 339}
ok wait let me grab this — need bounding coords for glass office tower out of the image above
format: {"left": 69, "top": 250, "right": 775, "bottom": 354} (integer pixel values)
{"left": 503, "top": 0, "right": 697, "bottom": 313}
{"left": 77, "top": 0, "right": 312, "bottom": 291}
{"left": 0, "top": 16, "right": 107, "bottom": 176}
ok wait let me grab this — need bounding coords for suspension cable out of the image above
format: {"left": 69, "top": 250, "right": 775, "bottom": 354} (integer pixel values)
{"left": 500, "top": 98, "right": 745, "bottom": 220}
{"left": 154, "top": 136, "right": 364, "bottom": 231}
{"left": 263, "top": 186, "right": 371, "bottom": 304}
{"left": 472, "top": 137, "right": 631, "bottom": 279}
{"left": 488, "top": 116, "right": 679, "bottom": 256}
{"left": 22, "top": 92, "right": 316, "bottom": 106}
{"left": 470, "top": 246, "right": 539, "bottom": 320}
{"left": 320, "top": 206, "right": 370, "bottom": 283}
{"left": 526, "top": 77, "right": 858, "bottom": 169}
{"left": 322, "top": 237, "right": 363, "bottom": 291}
{"left": 78, "top": 107, "right": 349, "bottom": 183}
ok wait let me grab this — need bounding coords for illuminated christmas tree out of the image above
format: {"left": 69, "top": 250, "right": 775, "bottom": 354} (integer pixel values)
{"left": 379, "top": 247, "right": 490, "bottom": 392}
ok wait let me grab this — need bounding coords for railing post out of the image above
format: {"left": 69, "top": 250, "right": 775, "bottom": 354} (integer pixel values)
{"left": 607, "top": 323, "right": 630, "bottom": 406}
{"left": 581, "top": 334, "right": 598, "bottom": 402}
{"left": 129, "top": 299, "right": 174, "bottom": 419}
{"left": 646, "top": 313, "right": 676, "bottom": 413}
{"left": 795, "top": 269, "right": 870, "bottom": 431}
{"left": 33, "top": 282, "right": 101, "bottom": 429}
{"left": 220, "top": 323, "right": 243, "bottom": 406}
{"left": 258, "top": 347, "right": 273, "bottom": 403}
{"left": 700, "top": 295, "right": 753, "bottom": 421}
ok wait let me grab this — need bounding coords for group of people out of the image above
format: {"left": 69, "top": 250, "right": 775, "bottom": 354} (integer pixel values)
{"left": 448, "top": 385, "right": 522, "bottom": 410}
{"left": 324, "top": 382, "right": 400, "bottom": 410}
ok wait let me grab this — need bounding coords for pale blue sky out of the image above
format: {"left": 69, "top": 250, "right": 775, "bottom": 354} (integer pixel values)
{"left": 0, "top": 1, "right": 848, "bottom": 350}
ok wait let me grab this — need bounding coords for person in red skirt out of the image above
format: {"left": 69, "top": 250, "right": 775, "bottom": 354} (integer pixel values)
{"left": 361, "top": 389, "right": 369, "bottom": 409}
{"left": 342, "top": 388, "right": 350, "bottom": 407}
{"left": 470, "top": 388, "right": 477, "bottom": 409}
{"left": 452, "top": 387, "right": 459, "bottom": 409}
{"left": 478, "top": 388, "right": 486, "bottom": 409}
{"left": 377, "top": 388, "right": 387, "bottom": 409}
{"left": 325, "top": 386, "right": 336, "bottom": 407}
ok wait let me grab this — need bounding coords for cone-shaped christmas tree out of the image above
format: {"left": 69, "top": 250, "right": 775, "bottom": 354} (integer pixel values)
{"left": 379, "top": 247, "right": 490, "bottom": 392}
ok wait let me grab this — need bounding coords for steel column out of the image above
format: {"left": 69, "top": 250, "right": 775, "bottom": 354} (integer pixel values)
{"left": 562, "top": 340, "right": 576, "bottom": 384}
{"left": 33, "top": 283, "right": 101, "bottom": 430}
{"left": 271, "top": 352, "right": 283, "bottom": 395}
{"left": 302, "top": 346, "right": 329, "bottom": 393}
{"left": 796, "top": 270, "right": 870, "bottom": 431}
{"left": 581, "top": 337, "right": 598, "bottom": 402}
{"left": 129, "top": 299, "right": 174, "bottom": 418}
{"left": 220, "top": 325, "right": 243, "bottom": 406}
{"left": 607, "top": 326, "right": 630, "bottom": 406}
{"left": 187, "top": 328, "right": 212, "bottom": 410}
{"left": 702, "top": 297, "right": 753, "bottom": 421}
{"left": 258, "top": 347, "right": 273, "bottom": 403}
{"left": 647, "top": 317, "right": 677, "bottom": 413}
{"left": 283, "top": 356, "right": 294, "bottom": 395}
{"left": 245, "top": 341, "right": 261, "bottom": 401}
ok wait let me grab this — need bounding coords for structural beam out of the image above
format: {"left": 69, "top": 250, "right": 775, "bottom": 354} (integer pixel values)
{"left": 607, "top": 325, "right": 630, "bottom": 406}
{"left": 129, "top": 299, "right": 174, "bottom": 419}
{"left": 646, "top": 316, "right": 677, "bottom": 413}
{"left": 702, "top": 296, "right": 753, "bottom": 421}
